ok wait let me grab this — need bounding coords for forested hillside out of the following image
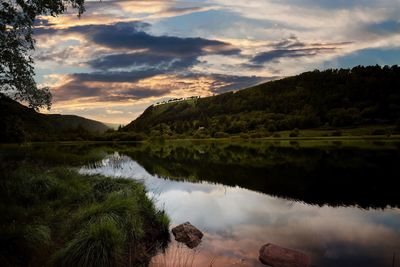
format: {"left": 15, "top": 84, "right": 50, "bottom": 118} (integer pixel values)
{"left": 125, "top": 66, "right": 400, "bottom": 138}
{"left": 1, "top": 94, "right": 109, "bottom": 142}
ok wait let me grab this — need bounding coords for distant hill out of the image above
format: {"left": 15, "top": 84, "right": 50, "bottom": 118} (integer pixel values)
{"left": 124, "top": 65, "right": 400, "bottom": 137}
{"left": 1, "top": 94, "right": 110, "bottom": 142}
{"left": 103, "top": 122, "right": 123, "bottom": 130}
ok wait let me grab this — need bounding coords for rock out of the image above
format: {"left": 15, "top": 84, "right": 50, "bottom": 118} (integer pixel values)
{"left": 171, "top": 222, "right": 203, "bottom": 248}
{"left": 259, "top": 243, "right": 310, "bottom": 267}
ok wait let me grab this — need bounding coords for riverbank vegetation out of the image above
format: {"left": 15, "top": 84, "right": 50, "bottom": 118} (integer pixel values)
{"left": 0, "top": 164, "right": 170, "bottom": 267}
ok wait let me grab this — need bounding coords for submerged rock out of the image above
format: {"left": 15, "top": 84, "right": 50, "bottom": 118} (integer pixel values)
{"left": 259, "top": 243, "right": 310, "bottom": 267}
{"left": 171, "top": 222, "right": 203, "bottom": 248}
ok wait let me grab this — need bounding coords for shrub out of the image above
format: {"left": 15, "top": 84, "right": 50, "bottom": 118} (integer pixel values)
{"left": 331, "top": 130, "right": 342, "bottom": 136}
{"left": 250, "top": 132, "right": 263, "bottom": 138}
{"left": 240, "top": 133, "right": 250, "bottom": 139}
{"left": 395, "top": 120, "right": 400, "bottom": 133}
{"left": 371, "top": 129, "right": 386, "bottom": 135}
{"left": 273, "top": 132, "right": 281, "bottom": 138}
{"left": 289, "top": 128, "right": 300, "bottom": 137}
{"left": 214, "top": 132, "right": 229, "bottom": 138}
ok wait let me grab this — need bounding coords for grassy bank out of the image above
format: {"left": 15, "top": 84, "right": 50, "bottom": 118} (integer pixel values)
{"left": 0, "top": 165, "right": 170, "bottom": 267}
{"left": 99, "top": 125, "right": 399, "bottom": 141}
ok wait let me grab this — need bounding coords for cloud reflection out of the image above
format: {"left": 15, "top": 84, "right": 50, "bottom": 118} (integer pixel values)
{"left": 80, "top": 153, "right": 400, "bottom": 267}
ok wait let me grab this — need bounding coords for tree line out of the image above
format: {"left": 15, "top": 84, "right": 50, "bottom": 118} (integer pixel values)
{"left": 124, "top": 65, "right": 400, "bottom": 138}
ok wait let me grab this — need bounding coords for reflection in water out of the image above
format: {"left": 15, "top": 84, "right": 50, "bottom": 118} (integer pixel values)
{"left": 80, "top": 152, "right": 400, "bottom": 267}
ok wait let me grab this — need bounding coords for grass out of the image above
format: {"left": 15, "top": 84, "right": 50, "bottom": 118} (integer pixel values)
{"left": 0, "top": 164, "right": 170, "bottom": 267}
{"left": 139, "top": 124, "right": 399, "bottom": 141}
{"left": 150, "top": 243, "right": 217, "bottom": 267}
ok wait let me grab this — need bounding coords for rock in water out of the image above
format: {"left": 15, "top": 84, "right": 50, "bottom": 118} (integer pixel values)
{"left": 259, "top": 243, "right": 310, "bottom": 267}
{"left": 171, "top": 222, "right": 203, "bottom": 248}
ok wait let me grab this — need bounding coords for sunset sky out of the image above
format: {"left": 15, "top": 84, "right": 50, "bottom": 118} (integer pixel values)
{"left": 33, "top": 0, "right": 400, "bottom": 124}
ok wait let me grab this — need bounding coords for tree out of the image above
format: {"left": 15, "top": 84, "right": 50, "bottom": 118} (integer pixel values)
{"left": 0, "top": 0, "right": 86, "bottom": 110}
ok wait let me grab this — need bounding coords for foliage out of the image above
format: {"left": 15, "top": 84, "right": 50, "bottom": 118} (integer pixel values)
{"left": 0, "top": 0, "right": 87, "bottom": 110}
{"left": 0, "top": 165, "right": 170, "bottom": 267}
{"left": 289, "top": 128, "right": 299, "bottom": 137}
{"left": 331, "top": 130, "right": 342, "bottom": 136}
{"left": 125, "top": 66, "right": 400, "bottom": 138}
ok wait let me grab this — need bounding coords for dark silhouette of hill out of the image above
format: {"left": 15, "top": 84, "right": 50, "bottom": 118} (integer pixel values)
{"left": 1, "top": 94, "right": 110, "bottom": 142}
{"left": 124, "top": 66, "right": 400, "bottom": 136}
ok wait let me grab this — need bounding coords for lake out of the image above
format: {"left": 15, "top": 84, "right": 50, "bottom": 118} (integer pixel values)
{"left": 2, "top": 139, "right": 400, "bottom": 267}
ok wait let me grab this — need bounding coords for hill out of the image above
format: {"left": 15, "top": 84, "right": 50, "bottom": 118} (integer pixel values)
{"left": 124, "top": 65, "right": 400, "bottom": 138}
{"left": 1, "top": 94, "right": 110, "bottom": 142}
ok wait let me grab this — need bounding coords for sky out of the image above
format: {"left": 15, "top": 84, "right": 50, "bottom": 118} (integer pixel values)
{"left": 33, "top": 0, "right": 400, "bottom": 124}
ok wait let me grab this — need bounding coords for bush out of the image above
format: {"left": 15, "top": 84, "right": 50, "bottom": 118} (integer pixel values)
{"left": 214, "top": 132, "right": 229, "bottom": 138}
{"left": 371, "top": 129, "right": 386, "bottom": 135}
{"left": 273, "top": 132, "right": 281, "bottom": 138}
{"left": 331, "top": 130, "right": 342, "bottom": 136}
{"left": 240, "top": 133, "right": 250, "bottom": 139}
{"left": 395, "top": 121, "right": 400, "bottom": 133}
{"left": 289, "top": 128, "right": 300, "bottom": 137}
{"left": 250, "top": 132, "right": 263, "bottom": 138}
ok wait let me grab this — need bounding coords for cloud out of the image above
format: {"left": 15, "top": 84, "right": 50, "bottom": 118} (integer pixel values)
{"left": 70, "top": 69, "right": 163, "bottom": 83}
{"left": 35, "top": 47, "right": 76, "bottom": 63}
{"left": 54, "top": 78, "right": 171, "bottom": 102}
{"left": 37, "top": 21, "right": 240, "bottom": 57}
{"left": 175, "top": 73, "right": 268, "bottom": 95}
{"left": 36, "top": 20, "right": 242, "bottom": 83}
{"left": 84, "top": 21, "right": 239, "bottom": 56}
{"left": 250, "top": 36, "right": 351, "bottom": 65}
{"left": 321, "top": 47, "right": 400, "bottom": 69}
{"left": 105, "top": 109, "right": 124, "bottom": 115}
{"left": 52, "top": 71, "right": 270, "bottom": 104}
{"left": 269, "top": 0, "right": 392, "bottom": 9}
{"left": 188, "top": 73, "right": 273, "bottom": 94}
{"left": 87, "top": 52, "right": 200, "bottom": 71}
{"left": 365, "top": 20, "right": 400, "bottom": 36}
{"left": 251, "top": 48, "right": 335, "bottom": 64}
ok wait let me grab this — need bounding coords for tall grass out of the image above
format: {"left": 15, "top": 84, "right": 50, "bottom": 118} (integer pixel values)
{"left": 150, "top": 243, "right": 217, "bottom": 267}
{"left": 53, "top": 218, "right": 124, "bottom": 267}
{"left": 0, "top": 164, "right": 170, "bottom": 267}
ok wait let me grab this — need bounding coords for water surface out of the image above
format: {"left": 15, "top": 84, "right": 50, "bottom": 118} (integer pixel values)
{"left": 77, "top": 140, "right": 400, "bottom": 267}
{"left": 2, "top": 140, "right": 400, "bottom": 266}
